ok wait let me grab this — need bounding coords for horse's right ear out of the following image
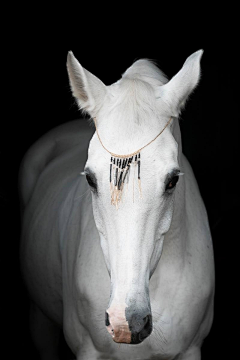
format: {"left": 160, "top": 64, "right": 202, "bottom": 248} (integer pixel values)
{"left": 158, "top": 50, "right": 203, "bottom": 117}
{"left": 67, "top": 51, "right": 107, "bottom": 117}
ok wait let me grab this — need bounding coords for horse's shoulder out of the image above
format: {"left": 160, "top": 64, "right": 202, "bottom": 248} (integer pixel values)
{"left": 19, "top": 119, "right": 93, "bottom": 209}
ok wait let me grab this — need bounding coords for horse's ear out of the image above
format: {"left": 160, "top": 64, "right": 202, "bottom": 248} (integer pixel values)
{"left": 159, "top": 50, "right": 203, "bottom": 117}
{"left": 67, "top": 51, "right": 107, "bottom": 117}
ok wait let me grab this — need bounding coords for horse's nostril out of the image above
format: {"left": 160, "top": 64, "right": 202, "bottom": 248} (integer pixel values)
{"left": 143, "top": 315, "right": 149, "bottom": 325}
{"left": 105, "top": 311, "right": 110, "bottom": 327}
{"left": 130, "top": 314, "right": 152, "bottom": 344}
{"left": 138, "top": 314, "right": 152, "bottom": 343}
{"left": 143, "top": 315, "right": 151, "bottom": 329}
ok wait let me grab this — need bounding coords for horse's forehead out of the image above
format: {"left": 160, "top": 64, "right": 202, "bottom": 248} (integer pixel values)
{"left": 88, "top": 128, "right": 178, "bottom": 175}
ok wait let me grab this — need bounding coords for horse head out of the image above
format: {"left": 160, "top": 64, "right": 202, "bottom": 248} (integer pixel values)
{"left": 67, "top": 50, "right": 203, "bottom": 344}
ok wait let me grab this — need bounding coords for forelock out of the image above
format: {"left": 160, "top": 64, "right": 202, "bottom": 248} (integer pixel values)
{"left": 104, "top": 60, "right": 168, "bottom": 125}
{"left": 122, "top": 59, "right": 168, "bottom": 87}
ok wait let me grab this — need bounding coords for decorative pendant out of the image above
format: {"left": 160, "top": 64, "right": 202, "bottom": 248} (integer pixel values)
{"left": 110, "top": 153, "right": 142, "bottom": 208}
{"left": 93, "top": 116, "right": 173, "bottom": 208}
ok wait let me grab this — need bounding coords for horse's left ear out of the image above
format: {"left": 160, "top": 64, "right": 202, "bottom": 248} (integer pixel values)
{"left": 159, "top": 50, "right": 203, "bottom": 117}
{"left": 67, "top": 51, "right": 107, "bottom": 117}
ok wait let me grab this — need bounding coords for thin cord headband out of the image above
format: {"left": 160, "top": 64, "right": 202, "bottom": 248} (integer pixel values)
{"left": 93, "top": 117, "right": 173, "bottom": 208}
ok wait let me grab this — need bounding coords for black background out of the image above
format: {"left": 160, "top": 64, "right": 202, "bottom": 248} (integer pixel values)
{"left": 1, "top": 10, "right": 238, "bottom": 359}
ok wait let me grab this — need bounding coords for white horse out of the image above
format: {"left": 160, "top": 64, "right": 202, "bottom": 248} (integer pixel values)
{"left": 20, "top": 50, "right": 215, "bottom": 360}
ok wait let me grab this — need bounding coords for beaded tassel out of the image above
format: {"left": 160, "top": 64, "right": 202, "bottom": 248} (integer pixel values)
{"left": 110, "top": 152, "right": 141, "bottom": 207}
{"left": 94, "top": 116, "right": 173, "bottom": 208}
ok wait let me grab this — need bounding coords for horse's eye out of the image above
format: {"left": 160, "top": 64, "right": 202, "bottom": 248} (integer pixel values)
{"left": 86, "top": 173, "right": 97, "bottom": 191}
{"left": 165, "top": 175, "right": 179, "bottom": 191}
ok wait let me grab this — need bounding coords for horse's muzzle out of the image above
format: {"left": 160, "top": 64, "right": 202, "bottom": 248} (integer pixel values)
{"left": 105, "top": 307, "right": 152, "bottom": 344}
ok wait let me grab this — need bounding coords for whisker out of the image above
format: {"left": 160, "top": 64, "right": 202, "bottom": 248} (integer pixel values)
{"left": 74, "top": 188, "right": 90, "bottom": 201}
